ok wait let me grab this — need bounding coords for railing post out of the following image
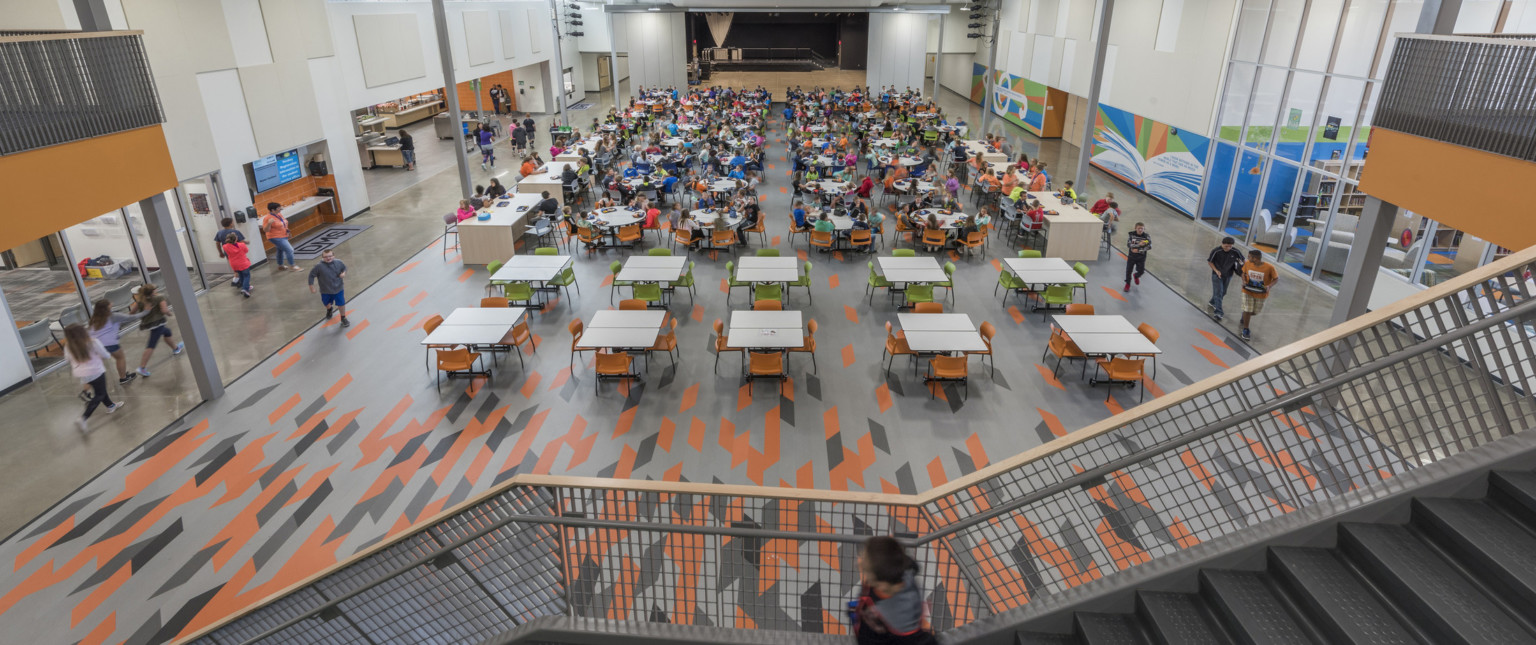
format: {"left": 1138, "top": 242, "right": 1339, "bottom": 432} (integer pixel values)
{"left": 920, "top": 506, "right": 997, "bottom": 617}
{"left": 553, "top": 486, "right": 575, "bottom": 618}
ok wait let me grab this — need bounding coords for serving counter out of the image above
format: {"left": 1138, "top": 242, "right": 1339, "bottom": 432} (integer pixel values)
{"left": 457, "top": 193, "right": 542, "bottom": 265}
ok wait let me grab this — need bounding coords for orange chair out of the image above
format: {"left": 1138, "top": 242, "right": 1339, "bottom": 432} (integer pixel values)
{"left": 1137, "top": 322, "right": 1161, "bottom": 377}
{"left": 594, "top": 351, "right": 638, "bottom": 394}
{"left": 921, "top": 228, "right": 947, "bottom": 252}
{"left": 421, "top": 314, "right": 449, "bottom": 373}
{"left": 497, "top": 320, "right": 535, "bottom": 368}
{"left": 925, "top": 356, "right": 970, "bottom": 400}
{"left": 641, "top": 215, "right": 664, "bottom": 244}
{"left": 617, "top": 224, "right": 643, "bottom": 250}
{"left": 788, "top": 217, "right": 813, "bottom": 248}
{"left": 882, "top": 321, "right": 916, "bottom": 376}
{"left": 713, "top": 318, "right": 743, "bottom": 375}
{"left": 569, "top": 319, "right": 595, "bottom": 370}
{"left": 480, "top": 297, "right": 510, "bottom": 308}
{"left": 957, "top": 230, "right": 986, "bottom": 258}
{"left": 809, "top": 230, "right": 835, "bottom": 253}
{"left": 743, "top": 216, "right": 768, "bottom": 246}
{"left": 1043, "top": 327, "right": 1087, "bottom": 378}
{"left": 746, "top": 351, "right": 787, "bottom": 397}
{"left": 434, "top": 347, "right": 483, "bottom": 393}
{"left": 753, "top": 299, "right": 783, "bottom": 311}
{"left": 672, "top": 227, "right": 693, "bottom": 254}
{"left": 789, "top": 319, "right": 817, "bottom": 373}
{"left": 849, "top": 228, "right": 873, "bottom": 253}
{"left": 619, "top": 299, "right": 649, "bottom": 310}
{"left": 1092, "top": 357, "right": 1147, "bottom": 402}
{"left": 577, "top": 225, "right": 601, "bottom": 252}
{"left": 968, "top": 321, "right": 996, "bottom": 377}
{"left": 1064, "top": 303, "right": 1095, "bottom": 315}
{"left": 709, "top": 229, "right": 737, "bottom": 259}
{"left": 648, "top": 318, "right": 679, "bottom": 369}
{"left": 894, "top": 215, "right": 915, "bottom": 246}
{"left": 913, "top": 302, "right": 944, "bottom": 314}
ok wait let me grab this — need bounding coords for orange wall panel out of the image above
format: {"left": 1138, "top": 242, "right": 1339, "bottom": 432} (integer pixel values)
{"left": 0, "top": 125, "right": 177, "bottom": 251}
{"left": 455, "top": 70, "right": 518, "bottom": 114}
{"left": 1359, "top": 129, "right": 1536, "bottom": 250}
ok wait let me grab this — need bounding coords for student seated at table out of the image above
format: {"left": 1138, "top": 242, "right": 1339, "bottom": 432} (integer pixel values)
{"left": 455, "top": 199, "right": 477, "bottom": 223}
{"left": 712, "top": 209, "right": 733, "bottom": 232}
{"left": 520, "top": 157, "right": 538, "bottom": 178}
{"left": 919, "top": 212, "right": 944, "bottom": 252}
{"left": 813, "top": 211, "right": 836, "bottom": 239}
{"left": 792, "top": 201, "right": 809, "bottom": 230}
{"left": 678, "top": 213, "right": 705, "bottom": 248}
{"left": 561, "top": 165, "right": 578, "bottom": 186}
{"left": 487, "top": 179, "right": 507, "bottom": 199}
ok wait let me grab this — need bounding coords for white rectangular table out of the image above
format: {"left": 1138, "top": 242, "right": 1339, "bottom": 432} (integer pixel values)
{"left": 589, "top": 310, "right": 668, "bottom": 329}
{"left": 490, "top": 255, "right": 571, "bottom": 282}
{"left": 898, "top": 313, "right": 975, "bottom": 332}
{"left": 903, "top": 331, "right": 988, "bottom": 353}
{"left": 1071, "top": 333, "right": 1162, "bottom": 356}
{"left": 1014, "top": 269, "right": 1087, "bottom": 285}
{"left": 617, "top": 255, "right": 687, "bottom": 282}
{"left": 1004, "top": 257, "right": 1074, "bottom": 274}
{"left": 420, "top": 324, "right": 511, "bottom": 346}
{"left": 878, "top": 256, "right": 948, "bottom": 283}
{"left": 574, "top": 327, "right": 662, "bottom": 350}
{"left": 735, "top": 256, "right": 800, "bottom": 282}
{"left": 443, "top": 307, "right": 527, "bottom": 327}
{"left": 727, "top": 310, "right": 804, "bottom": 349}
{"left": 731, "top": 310, "right": 803, "bottom": 329}
{"left": 1052, "top": 315, "right": 1139, "bottom": 335}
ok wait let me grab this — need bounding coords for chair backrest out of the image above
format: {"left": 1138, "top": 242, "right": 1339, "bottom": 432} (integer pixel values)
{"left": 749, "top": 351, "right": 783, "bottom": 374}
{"left": 979, "top": 321, "right": 996, "bottom": 345}
{"left": 807, "top": 319, "right": 818, "bottom": 336}
{"left": 443, "top": 213, "right": 458, "bottom": 227}
{"left": 851, "top": 229, "right": 871, "bottom": 243}
{"left": 1019, "top": 250, "right": 1042, "bottom": 258}
{"left": 1138, "top": 322, "right": 1161, "bottom": 344}
{"left": 569, "top": 319, "right": 584, "bottom": 344}
{"left": 596, "top": 352, "right": 632, "bottom": 373}
{"left": 1064, "top": 303, "right": 1095, "bottom": 315}
{"left": 423, "top": 314, "right": 444, "bottom": 334}
{"left": 811, "top": 231, "right": 833, "bottom": 244}
{"left": 967, "top": 231, "right": 985, "bottom": 244}
{"left": 619, "top": 299, "right": 648, "bottom": 310}
{"left": 893, "top": 249, "right": 916, "bottom": 257}
{"left": 753, "top": 299, "right": 783, "bottom": 311}
{"left": 932, "top": 355, "right": 968, "bottom": 374}
{"left": 943, "top": 261, "right": 956, "bottom": 278}
{"left": 714, "top": 318, "right": 726, "bottom": 336}
{"left": 674, "top": 227, "right": 691, "bottom": 244}
{"left": 487, "top": 260, "right": 504, "bottom": 274}
{"left": 59, "top": 306, "right": 85, "bottom": 327}
{"left": 923, "top": 228, "right": 946, "bottom": 243}
{"left": 535, "top": 247, "right": 559, "bottom": 255}
{"left": 481, "top": 297, "right": 509, "bottom": 308}
{"left": 437, "top": 347, "right": 471, "bottom": 367}
{"left": 1074, "top": 262, "right": 1090, "bottom": 277}
{"left": 1107, "top": 357, "right": 1146, "bottom": 376}
{"left": 610, "top": 260, "right": 623, "bottom": 274}
{"left": 913, "top": 302, "right": 943, "bottom": 314}
{"left": 756, "top": 249, "right": 780, "bottom": 257}
{"left": 712, "top": 230, "right": 735, "bottom": 244}
{"left": 648, "top": 248, "right": 673, "bottom": 256}
{"left": 18, "top": 320, "right": 52, "bottom": 348}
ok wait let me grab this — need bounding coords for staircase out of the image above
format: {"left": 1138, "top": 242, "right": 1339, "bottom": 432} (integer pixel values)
{"left": 1016, "top": 469, "right": 1536, "bottom": 645}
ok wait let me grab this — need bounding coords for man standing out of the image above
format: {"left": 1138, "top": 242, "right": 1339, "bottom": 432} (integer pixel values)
{"left": 308, "top": 250, "right": 350, "bottom": 328}
{"left": 490, "top": 85, "right": 505, "bottom": 114}
{"left": 1206, "top": 236, "right": 1244, "bottom": 321}
{"left": 1239, "top": 249, "right": 1278, "bottom": 342}
{"left": 522, "top": 115, "right": 536, "bottom": 147}
{"left": 1124, "top": 222, "right": 1150, "bottom": 292}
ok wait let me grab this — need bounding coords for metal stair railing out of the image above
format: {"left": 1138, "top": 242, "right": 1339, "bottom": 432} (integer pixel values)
{"left": 181, "top": 246, "right": 1536, "bottom": 645}
{"left": 0, "top": 30, "right": 164, "bottom": 155}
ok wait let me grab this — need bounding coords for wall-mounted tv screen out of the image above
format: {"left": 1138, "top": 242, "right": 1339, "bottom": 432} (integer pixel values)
{"left": 252, "top": 149, "right": 303, "bottom": 193}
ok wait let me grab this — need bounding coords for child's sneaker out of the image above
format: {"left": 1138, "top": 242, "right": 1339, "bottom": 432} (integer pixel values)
{"left": 107, "top": 402, "right": 125, "bottom": 414}
{"left": 119, "top": 373, "right": 137, "bottom": 385}
{"left": 172, "top": 342, "right": 185, "bottom": 355}
{"left": 340, "top": 317, "right": 351, "bottom": 328}
{"left": 1241, "top": 328, "right": 1252, "bottom": 341}
{"left": 78, "top": 390, "right": 92, "bottom": 403}
{"left": 75, "top": 417, "right": 89, "bottom": 435}
{"left": 137, "top": 367, "right": 151, "bottom": 378}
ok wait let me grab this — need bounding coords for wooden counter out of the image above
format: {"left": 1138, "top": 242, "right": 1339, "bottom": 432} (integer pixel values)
{"left": 380, "top": 101, "right": 443, "bottom": 128}
{"left": 1030, "top": 191, "right": 1103, "bottom": 262}
{"left": 262, "top": 194, "right": 338, "bottom": 252}
{"left": 367, "top": 146, "right": 405, "bottom": 168}
{"left": 457, "top": 193, "right": 542, "bottom": 265}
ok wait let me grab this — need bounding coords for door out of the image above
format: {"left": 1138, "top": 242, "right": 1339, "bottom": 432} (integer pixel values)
{"left": 182, "top": 172, "right": 230, "bottom": 277}
{"left": 598, "top": 56, "right": 612, "bottom": 91}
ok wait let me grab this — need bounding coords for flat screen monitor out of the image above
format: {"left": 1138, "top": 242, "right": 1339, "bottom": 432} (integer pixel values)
{"left": 252, "top": 149, "right": 303, "bottom": 193}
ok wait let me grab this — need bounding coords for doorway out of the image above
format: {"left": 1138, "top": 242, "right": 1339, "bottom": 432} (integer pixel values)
{"left": 181, "top": 172, "right": 232, "bottom": 278}
{"left": 598, "top": 56, "right": 612, "bottom": 91}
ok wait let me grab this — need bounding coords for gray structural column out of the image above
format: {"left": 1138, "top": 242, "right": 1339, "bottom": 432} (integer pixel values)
{"left": 138, "top": 193, "right": 223, "bottom": 400}
{"left": 1331, "top": 0, "right": 1462, "bottom": 323}
{"left": 548, "top": 0, "right": 571, "bottom": 128}
{"left": 1074, "top": 0, "right": 1115, "bottom": 191}
{"left": 1330, "top": 197, "right": 1399, "bottom": 324}
{"left": 431, "top": 0, "right": 473, "bottom": 200}
{"left": 977, "top": 5, "right": 1001, "bottom": 136}
{"left": 610, "top": 29, "right": 623, "bottom": 107}
{"left": 932, "top": 11, "right": 945, "bottom": 100}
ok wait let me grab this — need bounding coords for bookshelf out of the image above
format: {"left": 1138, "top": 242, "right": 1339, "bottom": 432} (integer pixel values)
{"left": 1299, "top": 158, "right": 1367, "bottom": 219}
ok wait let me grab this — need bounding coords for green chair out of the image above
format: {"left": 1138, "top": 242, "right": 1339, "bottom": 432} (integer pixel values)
{"left": 756, "top": 248, "right": 781, "bottom": 257}
{"left": 486, "top": 260, "right": 508, "bottom": 297}
{"left": 866, "top": 261, "right": 892, "bottom": 304}
{"left": 673, "top": 261, "right": 697, "bottom": 305}
{"left": 936, "top": 261, "right": 956, "bottom": 304}
{"left": 1039, "top": 284, "right": 1075, "bottom": 319}
{"left": 724, "top": 260, "right": 750, "bottom": 305}
{"left": 789, "top": 261, "right": 813, "bottom": 304}
{"left": 548, "top": 266, "right": 578, "bottom": 298}
{"left": 905, "top": 284, "right": 935, "bottom": 308}
{"left": 633, "top": 283, "right": 663, "bottom": 307}
{"left": 648, "top": 248, "right": 673, "bottom": 256}
{"left": 996, "top": 269, "right": 1027, "bottom": 307}
{"left": 753, "top": 283, "right": 783, "bottom": 303}
{"left": 609, "top": 260, "right": 633, "bottom": 305}
{"left": 1072, "top": 262, "right": 1091, "bottom": 302}
{"left": 502, "top": 281, "right": 536, "bottom": 307}
{"left": 1018, "top": 250, "right": 1042, "bottom": 259}
{"left": 893, "top": 249, "right": 917, "bottom": 258}
{"left": 535, "top": 247, "right": 559, "bottom": 256}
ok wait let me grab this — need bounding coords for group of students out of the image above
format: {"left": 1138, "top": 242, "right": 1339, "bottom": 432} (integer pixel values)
{"left": 62, "top": 282, "right": 182, "bottom": 434}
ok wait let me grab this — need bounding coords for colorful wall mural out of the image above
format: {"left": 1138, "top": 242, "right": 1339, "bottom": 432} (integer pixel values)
{"left": 969, "top": 63, "right": 1210, "bottom": 218}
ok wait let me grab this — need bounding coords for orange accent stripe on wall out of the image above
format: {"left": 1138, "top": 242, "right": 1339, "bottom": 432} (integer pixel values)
{"left": 1358, "top": 128, "right": 1536, "bottom": 250}
{"left": 0, "top": 125, "right": 177, "bottom": 251}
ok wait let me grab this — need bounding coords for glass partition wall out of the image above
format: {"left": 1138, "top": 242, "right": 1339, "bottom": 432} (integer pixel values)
{"left": 0, "top": 189, "right": 206, "bottom": 377}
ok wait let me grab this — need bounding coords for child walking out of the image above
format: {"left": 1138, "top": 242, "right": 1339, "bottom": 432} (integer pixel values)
{"left": 129, "top": 283, "right": 183, "bottom": 377}
{"left": 64, "top": 323, "right": 124, "bottom": 434}
{"left": 308, "top": 249, "right": 350, "bottom": 327}
{"left": 851, "top": 536, "right": 937, "bottom": 645}
{"left": 222, "top": 235, "right": 254, "bottom": 297}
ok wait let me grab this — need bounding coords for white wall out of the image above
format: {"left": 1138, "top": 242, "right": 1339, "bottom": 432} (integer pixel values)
{"left": 612, "top": 12, "right": 686, "bottom": 97}
{"left": 579, "top": 53, "right": 631, "bottom": 92}
{"left": 513, "top": 62, "right": 549, "bottom": 112}
{"left": 6, "top": 0, "right": 79, "bottom": 30}
{"left": 0, "top": 286, "right": 30, "bottom": 393}
{"left": 868, "top": 13, "right": 929, "bottom": 92}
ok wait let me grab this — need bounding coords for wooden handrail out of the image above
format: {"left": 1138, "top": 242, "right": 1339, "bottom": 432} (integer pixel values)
{"left": 177, "top": 243, "right": 1536, "bottom": 644}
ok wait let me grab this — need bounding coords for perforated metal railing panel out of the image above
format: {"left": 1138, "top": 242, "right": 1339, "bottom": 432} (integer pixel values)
{"left": 190, "top": 254, "right": 1536, "bottom": 645}
{"left": 0, "top": 32, "right": 164, "bottom": 155}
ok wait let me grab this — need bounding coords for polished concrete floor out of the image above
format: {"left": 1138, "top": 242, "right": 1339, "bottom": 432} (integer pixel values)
{"left": 0, "top": 81, "right": 1342, "bottom": 644}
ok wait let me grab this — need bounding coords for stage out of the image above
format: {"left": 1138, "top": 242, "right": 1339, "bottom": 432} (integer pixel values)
{"left": 700, "top": 69, "right": 870, "bottom": 100}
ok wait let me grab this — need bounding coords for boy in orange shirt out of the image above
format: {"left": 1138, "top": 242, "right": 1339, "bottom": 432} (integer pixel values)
{"left": 1238, "top": 249, "right": 1278, "bottom": 342}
